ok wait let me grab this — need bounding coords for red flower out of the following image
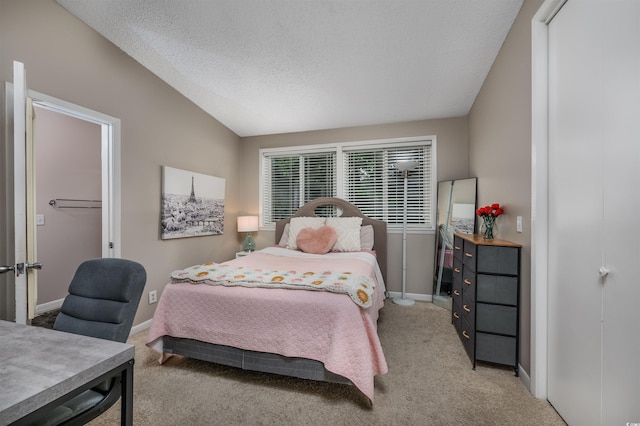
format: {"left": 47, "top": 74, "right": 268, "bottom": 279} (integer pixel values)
{"left": 476, "top": 203, "right": 504, "bottom": 218}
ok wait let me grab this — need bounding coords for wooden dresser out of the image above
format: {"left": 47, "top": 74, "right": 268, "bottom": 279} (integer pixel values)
{"left": 451, "top": 232, "right": 521, "bottom": 374}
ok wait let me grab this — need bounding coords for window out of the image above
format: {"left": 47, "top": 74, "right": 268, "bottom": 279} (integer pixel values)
{"left": 260, "top": 137, "right": 435, "bottom": 232}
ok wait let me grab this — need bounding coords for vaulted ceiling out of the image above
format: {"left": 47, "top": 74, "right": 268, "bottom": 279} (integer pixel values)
{"left": 56, "top": 0, "right": 523, "bottom": 137}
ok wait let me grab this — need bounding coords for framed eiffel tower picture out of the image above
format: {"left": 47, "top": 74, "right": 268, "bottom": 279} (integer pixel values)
{"left": 161, "top": 166, "right": 225, "bottom": 239}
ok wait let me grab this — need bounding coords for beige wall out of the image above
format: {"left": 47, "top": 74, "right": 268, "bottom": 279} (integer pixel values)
{"left": 468, "top": 0, "right": 543, "bottom": 376}
{"left": 241, "top": 117, "right": 470, "bottom": 296}
{"left": 0, "top": 0, "right": 242, "bottom": 325}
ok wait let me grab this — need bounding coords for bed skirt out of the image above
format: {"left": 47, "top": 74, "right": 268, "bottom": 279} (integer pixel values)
{"left": 162, "top": 336, "right": 353, "bottom": 385}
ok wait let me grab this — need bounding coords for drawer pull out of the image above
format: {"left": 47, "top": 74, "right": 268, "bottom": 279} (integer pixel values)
{"left": 454, "top": 268, "right": 461, "bottom": 273}
{"left": 463, "top": 304, "right": 471, "bottom": 313}
{"left": 453, "top": 290, "right": 460, "bottom": 296}
{"left": 453, "top": 312, "right": 460, "bottom": 319}
{"left": 454, "top": 245, "right": 461, "bottom": 250}
{"left": 462, "top": 330, "right": 470, "bottom": 339}
{"left": 465, "top": 252, "right": 473, "bottom": 258}
{"left": 464, "top": 279, "right": 472, "bottom": 285}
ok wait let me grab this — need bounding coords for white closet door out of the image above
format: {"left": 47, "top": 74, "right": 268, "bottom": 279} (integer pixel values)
{"left": 548, "top": 1, "right": 640, "bottom": 425}
{"left": 548, "top": 2, "right": 604, "bottom": 424}
{"left": 599, "top": 2, "right": 640, "bottom": 423}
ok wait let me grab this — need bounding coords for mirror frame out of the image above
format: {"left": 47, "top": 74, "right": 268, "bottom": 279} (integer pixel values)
{"left": 432, "top": 177, "right": 478, "bottom": 310}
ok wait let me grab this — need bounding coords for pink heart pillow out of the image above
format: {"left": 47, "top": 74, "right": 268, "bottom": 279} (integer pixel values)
{"left": 296, "top": 226, "right": 337, "bottom": 254}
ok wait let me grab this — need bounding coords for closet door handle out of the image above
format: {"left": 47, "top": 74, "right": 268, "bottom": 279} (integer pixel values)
{"left": 463, "top": 305, "right": 471, "bottom": 313}
{"left": 464, "top": 279, "right": 472, "bottom": 285}
{"left": 453, "top": 290, "right": 460, "bottom": 296}
{"left": 453, "top": 312, "right": 460, "bottom": 319}
{"left": 462, "top": 330, "right": 470, "bottom": 339}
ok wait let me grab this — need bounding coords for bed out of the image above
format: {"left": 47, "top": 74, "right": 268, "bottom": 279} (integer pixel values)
{"left": 145, "top": 198, "right": 388, "bottom": 402}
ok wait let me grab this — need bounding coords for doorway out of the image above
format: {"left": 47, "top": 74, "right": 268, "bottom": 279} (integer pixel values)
{"left": 33, "top": 106, "right": 102, "bottom": 312}
{"left": 2, "top": 83, "right": 121, "bottom": 322}
{"left": 29, "top": 92, "right": 122, "bottom": 314}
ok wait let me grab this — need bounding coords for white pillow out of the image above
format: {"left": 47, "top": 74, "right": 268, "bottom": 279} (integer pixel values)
{"left": 326, "top": 217, "right": 363, "bottom": 252}
{"left": 278, "top": 223, "right": 290, "bottom": 247}
{"left": 360, "top": 224, "right": 374, "bottom": 250}
{"left": 286, "top": 217, "right": 326, "bottom": 249}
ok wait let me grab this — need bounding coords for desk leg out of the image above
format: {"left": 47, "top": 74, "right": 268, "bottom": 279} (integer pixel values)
{"left": 120, "top": 359, "right": 134, "bottom": 426}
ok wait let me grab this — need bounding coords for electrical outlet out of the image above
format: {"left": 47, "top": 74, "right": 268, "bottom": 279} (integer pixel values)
{"left": 148, "top": 290, "right": 158, "bottom": 304}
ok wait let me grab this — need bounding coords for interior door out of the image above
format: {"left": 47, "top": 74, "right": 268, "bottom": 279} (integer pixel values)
{"left": 12, "top": 61, "right": 41, "bottom": 324}
{"left": 547, "top": 2, "right": 640, "bottom": 424}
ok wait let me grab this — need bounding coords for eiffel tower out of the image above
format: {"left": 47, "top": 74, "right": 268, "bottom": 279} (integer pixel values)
{"left": 188, "top": 176, "right": 197, "bottom": 203}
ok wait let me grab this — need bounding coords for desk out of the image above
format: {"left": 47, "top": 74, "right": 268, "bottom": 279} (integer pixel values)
{"left": 0, "top": 321, "right": 134, "bottom": 425}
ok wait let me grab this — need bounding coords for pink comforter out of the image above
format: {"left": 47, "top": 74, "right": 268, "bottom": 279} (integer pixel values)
{"left": 146, "top": 247, "right": 388, "bottom": 401}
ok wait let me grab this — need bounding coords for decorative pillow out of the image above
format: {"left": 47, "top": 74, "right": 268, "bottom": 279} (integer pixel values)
{"left": 296, "top": 226, "right": 337, "bottom": 254}
{"left": 286, "top": 217, "right": 326, "bottom": 249}
{"left": 278, "top": 223, "right": 290, "bottom": 247}
{"left": 326, "top": 217, "right": 363, "bottom": 252}
{"left": 360, "top": 224, "right": 374, "bottom": 250}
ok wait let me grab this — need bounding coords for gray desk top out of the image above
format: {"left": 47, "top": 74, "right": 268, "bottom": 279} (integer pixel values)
{"left": 0, "top": 320, "right": 134, "bottom": 424}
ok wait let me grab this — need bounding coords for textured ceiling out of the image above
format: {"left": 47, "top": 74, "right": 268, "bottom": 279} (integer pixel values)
{"left": 56, "top": 0, "right": 524, "bottom": 137}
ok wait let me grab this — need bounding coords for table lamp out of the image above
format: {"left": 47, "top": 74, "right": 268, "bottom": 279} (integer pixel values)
{"left": 237, "top": 215, "right": 259, "bottom": 252}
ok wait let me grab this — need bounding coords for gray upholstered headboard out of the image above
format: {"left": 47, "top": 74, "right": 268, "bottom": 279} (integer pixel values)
{"left": 275, "top": 197, "right": 387, "bottom": 284}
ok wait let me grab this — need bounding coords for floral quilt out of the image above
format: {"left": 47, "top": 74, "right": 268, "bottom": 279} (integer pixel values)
{"left": 170, "top": 262, "right": 375, "bottom": 308}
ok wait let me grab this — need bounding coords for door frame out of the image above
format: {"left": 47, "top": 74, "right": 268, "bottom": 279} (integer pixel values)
{"left": 3, "top": 85, "right": 121, "bottom": 321}
{"left": 530, "top": 0, "right": 567, "bottom": 400}
{"left": 29, "top": 90, "right": 121, "bottom": 260}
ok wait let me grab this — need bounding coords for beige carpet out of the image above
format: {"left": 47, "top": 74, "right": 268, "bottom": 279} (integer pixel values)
{"left": 88, "top": 301, "right": 565, "bottom": 425}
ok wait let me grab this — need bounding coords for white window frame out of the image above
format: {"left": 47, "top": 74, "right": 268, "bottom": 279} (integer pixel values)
{"left": 259, "top": 136, "right": 437, "bottom": 234}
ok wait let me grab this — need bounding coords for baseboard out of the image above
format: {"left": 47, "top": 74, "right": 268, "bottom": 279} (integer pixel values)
{"left": 518, "top": 363, "right": 531, "bottom": 392}
{"left": 386, "top": 291, "right": 432, "bottom": 302}
{"left": 36, "top": 298, "right": 64, "bottom": 315}
{"left": 131, "top": 318, "right": 153, "bottom": 336}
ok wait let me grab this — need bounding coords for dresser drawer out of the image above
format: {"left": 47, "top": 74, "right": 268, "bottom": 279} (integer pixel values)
{"left": 477, "top": 274, "right": 518, "bottom": 305}
{"left": 461, "top": 302, "right": 474, "bottom": 330}
{"left": 476, "top": 303, "right": 517, "bottom": 335}
{"left": 453, "top": 236, "right": 464, "bottom": 261}
{"left": 461, "top": 317, "right": 475, "bottom": 360}
{"left": 453, "top": 257, "right": 463, "bottom": 286}
{"left": 462, "top": 267, "right": 475, "bottom": 292}
{"left": 463, "top": 240, "right": 477, "bottom": 270}
{"left": 476, "top": 245, "right": 519, "bottom": 275}
{"left": 452, "top": 302, "right": 462, "bottom": 334}
{"left": 476, "top": 332, "right": 516, "bottom": 366}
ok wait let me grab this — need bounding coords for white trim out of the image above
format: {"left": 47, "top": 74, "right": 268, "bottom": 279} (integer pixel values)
{"left": 35, "top": 298, "right": 64, "bottom": 315}
{"left": 518, "top": 363, "right": 531, "bottom": 391}
{"left": 29, "top": 90, "right": 122, "bottom": 258}
{"left": 131, "top": 318, "right": 153, "bottom": 336}
{"left": 530, "top": 0, "right": 566, "bottom": 400}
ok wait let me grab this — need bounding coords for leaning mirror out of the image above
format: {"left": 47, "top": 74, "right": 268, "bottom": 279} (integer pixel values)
{"left": 432, "top": 177, "right": 477, "bottom": 310}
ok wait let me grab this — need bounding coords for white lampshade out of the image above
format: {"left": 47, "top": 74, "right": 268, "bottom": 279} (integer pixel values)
{"left": 237, "top": 216, "right": 259, "bottom": 233}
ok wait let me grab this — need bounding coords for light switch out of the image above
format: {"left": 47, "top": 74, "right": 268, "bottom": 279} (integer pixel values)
{"left": 36, "top": 214, "right": 45, "bottom": 226}
{"left": 516, "top": 216, "right": 522, "bottom": 233}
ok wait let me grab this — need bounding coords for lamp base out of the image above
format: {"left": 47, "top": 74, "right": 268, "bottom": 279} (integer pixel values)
{"left": 242, "top": 234, "right": 256, "bottom": 252}
{"left": 393, "top": 297, "right": 415, "bottom": 306}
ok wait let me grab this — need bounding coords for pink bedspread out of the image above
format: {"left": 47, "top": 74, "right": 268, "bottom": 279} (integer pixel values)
{"left": 146, "top": 247, "right": 388, "bottom": 401}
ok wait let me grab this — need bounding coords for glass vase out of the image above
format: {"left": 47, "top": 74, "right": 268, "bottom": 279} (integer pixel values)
{"left": 481, "top": 216, "right": 497, "bottom": 239}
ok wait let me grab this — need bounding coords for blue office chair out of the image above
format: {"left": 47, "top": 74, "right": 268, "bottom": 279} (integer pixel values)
{"left": 30, "top": 258, "right": 146, "bottom": 426}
